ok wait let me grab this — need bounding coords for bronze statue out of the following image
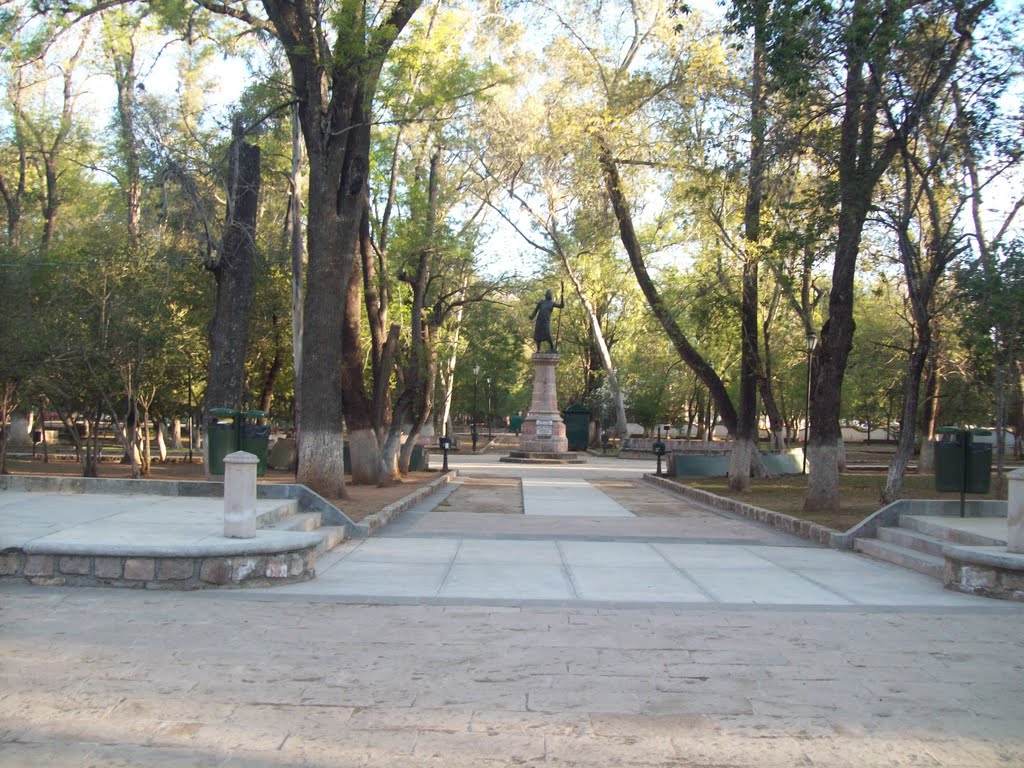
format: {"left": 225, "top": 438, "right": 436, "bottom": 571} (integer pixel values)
{"left": 529, "top": 285, "right": 564, "bottom": 352}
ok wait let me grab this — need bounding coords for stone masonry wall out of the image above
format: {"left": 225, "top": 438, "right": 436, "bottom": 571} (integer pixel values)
{"left": 0, "top": 548, "right": 316, "bottom": 590}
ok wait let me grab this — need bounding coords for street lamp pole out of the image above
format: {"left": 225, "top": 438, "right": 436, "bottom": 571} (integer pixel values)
{"left": 472, "top": 364, "right": 479, "bottom": 453}
{"left": 802, "top": 330, "right": 818, "bottom": 475}
{"left": 486, "top": 376, "right": 492, "bottom": 440}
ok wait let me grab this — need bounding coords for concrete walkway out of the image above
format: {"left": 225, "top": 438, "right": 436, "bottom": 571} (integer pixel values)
{"left": 3, "top": 453, "right": 1024, "bottom": 766}
{"left": 0, "top": 453, "right": 1012, "bottom": 607}
{"left": 254, "top": 454, "right": 993, "bottom": 608}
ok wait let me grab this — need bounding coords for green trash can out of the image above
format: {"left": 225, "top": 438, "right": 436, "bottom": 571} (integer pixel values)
{"left": 934, "top": 426, "right": 993, "bottom": 494}
{"left": 509, "top": 415, "right": 523, "bottom": 435}
{"left": 934, "top": 426, "right": 966, "bottom": 492}
{"left": 239, "top": 410, "right": 271, "bottom": 477}
{"left": 966, "top": 428, "right": 993, "bottom": 493}
{"left": 206, "top": 408, "right": 240, "bottom": 476}
{"left": 563, "top": 403, "right": 590, "bottom": 451}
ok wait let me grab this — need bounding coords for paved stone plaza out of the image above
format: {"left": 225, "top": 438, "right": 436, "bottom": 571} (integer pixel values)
{"left": 2, "top": 454, "right": 1023, "bottom": 766}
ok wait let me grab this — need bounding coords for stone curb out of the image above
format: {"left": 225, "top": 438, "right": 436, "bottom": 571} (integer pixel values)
{"left": 643, "top": 474, "right": 837, "bottom": 547}
{"left": 353, "top": 470, "right": 459, "bottom": 537}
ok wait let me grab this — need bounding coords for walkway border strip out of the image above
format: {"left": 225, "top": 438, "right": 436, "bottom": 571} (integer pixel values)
{"left": 643, "top": 474, "right": 836, "bottom": 547}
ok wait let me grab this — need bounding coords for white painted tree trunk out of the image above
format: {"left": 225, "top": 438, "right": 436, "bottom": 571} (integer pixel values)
{"left": 728, "top": 437, "right": 753, "bottom": 491}
{"left": 157, "top": 420, "right": 168, "bottom": 462}
{"left": 804, "top": 440, "right": 840, "bottom": 512}
{"left": 347, "top": 428, "right": 381, "bottom": 486}
{"left": 438, "top": 284, "right": 466, "bottom": 438}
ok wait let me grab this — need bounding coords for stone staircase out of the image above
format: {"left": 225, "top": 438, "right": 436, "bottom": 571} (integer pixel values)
{"left": 854, "top": 515, "right": 1006, "bottom": 580}
{"left": 265, "top": 508, "right": 347, "bottom": 558}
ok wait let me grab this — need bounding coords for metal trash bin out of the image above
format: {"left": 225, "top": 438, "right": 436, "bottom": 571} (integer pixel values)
{"left": 966, "top": 428, "right": 993, "bottom": 494}
{"left": 239, "top": 410, "right": 271, "bottom": 477}
{"left": 934, "top": 426, "right": 965, "bottom": 492}
{"left": 206, "top": 408, "right": 240, "bottom": 476}
{"left": 935, "top": 427, "right": 994, "bottom": 493}
{"left": 563, "top": 403, "right": 590, "bottom": 451}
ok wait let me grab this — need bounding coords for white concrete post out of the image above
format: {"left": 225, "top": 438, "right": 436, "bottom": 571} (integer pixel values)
{"left": 1008, "top": 468, "right": 1024, "bottom": 554}
{"left": 223, "top": 451, "right": 259, "bottom": 538}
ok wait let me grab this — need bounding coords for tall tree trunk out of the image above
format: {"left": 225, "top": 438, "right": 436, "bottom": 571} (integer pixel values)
{"left": 342, "top": 252, "right": 381, "bottom": 485}
{"left": 397, "top": 151, "right": 440, "bottom": 475}
{"left": 882, "top": 339, "right": 930, "bottom": 503}
{"left": 598, "top": 141, "right": 738, "bottom": 434}
{"left": 729, "top": 12, "right": 767, "bottom": 490}
{"left": 260, "top": 0, "right": 423, "bottom": 498}
{"left": 289, "top": 103, "right": 305, "bottom": 432}
{"left": 111, "top": 40, "right": 142, "bottom": 248}
{"left": 438, "top": 285, "right": 467, "bottom": 439}
{"left": 557, "top": 251, "right": 628, "bottom": 438}
{"left": 805, "top": 0, "right": 992, "bottom": 511}
{"left": 0, "top": 70, "right": 28, "bottom": 249}
{"left": 205, "top": 119, "right": 260, "bottom": 414}
{"left": 258, "top": 312, "right": 285, "bottom": 413}
{"left": 919, "top": 354, "right": 940, "bottom": 473}
{"left": 0, "top": 383, "right": 14, "bottom": 474}
{"left": 1010, "top": 362, "right": 1024, "bottom": 460}
{"left": 805, "top": 0, "right": 877, "bottom": 511}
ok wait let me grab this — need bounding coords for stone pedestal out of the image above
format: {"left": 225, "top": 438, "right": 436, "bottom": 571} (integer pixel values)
{"left": 223, "top": 451, "right": 258, "bottom": 538}
{"left": 519, "top": 352, "right": 568, "bottom": 454}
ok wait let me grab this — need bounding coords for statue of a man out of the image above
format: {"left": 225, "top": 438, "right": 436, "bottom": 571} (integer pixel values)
{"left": 529, "top": 286, "right": 564, "bottom": 352}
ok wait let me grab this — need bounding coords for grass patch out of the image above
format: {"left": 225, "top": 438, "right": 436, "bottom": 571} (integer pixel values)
{"left": 678, "top": 472, "right": 1007, "bottom": 533}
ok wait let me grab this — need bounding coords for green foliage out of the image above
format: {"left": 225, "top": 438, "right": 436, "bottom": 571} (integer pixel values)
{"left": 956, "top": 238, "right": 1024, "bottom": 376}
{"left": 842, "top": 277, "right": 907, "bottom": 432}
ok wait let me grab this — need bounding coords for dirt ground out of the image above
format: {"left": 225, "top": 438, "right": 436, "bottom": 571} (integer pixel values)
{"left": 1, "top": 456, "right": 441, "bottom": 524}
{"left": 433, "top": 476, "right": 718, "bottom": 518}
{"left": 589, "top": 478, "right": 704, "bottom": 516}
{"left": 434, "top": 476, "right": 524, "bottom": 514}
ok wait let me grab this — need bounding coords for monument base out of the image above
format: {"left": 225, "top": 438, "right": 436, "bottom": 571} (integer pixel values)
{"left": 518, "top": 352, "right": 570, "bottom": 454}
{"left": 500, "top": 450, "right": 587, "bottom": 465}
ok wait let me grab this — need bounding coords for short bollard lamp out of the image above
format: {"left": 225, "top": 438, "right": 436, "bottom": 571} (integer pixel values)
{"left": 653, "top": 437, "right": 667, "bottom": 477}
{"left": 472, "top": 364, "right": 480, "bottom": 452}
{"left": 438, "top": 435, "right": 452, "bottom": 472}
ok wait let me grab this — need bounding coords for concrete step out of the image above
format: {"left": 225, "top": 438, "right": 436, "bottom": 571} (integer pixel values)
{"left": 900, "top": 515, "right": 1007, "bottom": 546}
{"left": 877, "top": 526, "right": 947, "bottom": 557}
{"left": 255, "top": 499, "right": 300, "bottom": 528}
{"left": 271, "top": 512, "right": 323, "bottom": 533}
{"left": 854, "top": 538, "right": 945, "bottom": 579}
{"left": 268, "top": 512, "right": 346, "bottom": 557}
{"left": 314, "top": 525, "right": 347, "bottom": 556}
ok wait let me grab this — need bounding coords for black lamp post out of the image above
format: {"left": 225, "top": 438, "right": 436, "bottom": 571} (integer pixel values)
{"left": 802, "top": 330, "right": 818, "bottom": 475}
{"left": 472, "top": 364, "right": 479, "bottom": 452}
{"left": 486, "top": 376, "right": 492, "bottom": 440}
